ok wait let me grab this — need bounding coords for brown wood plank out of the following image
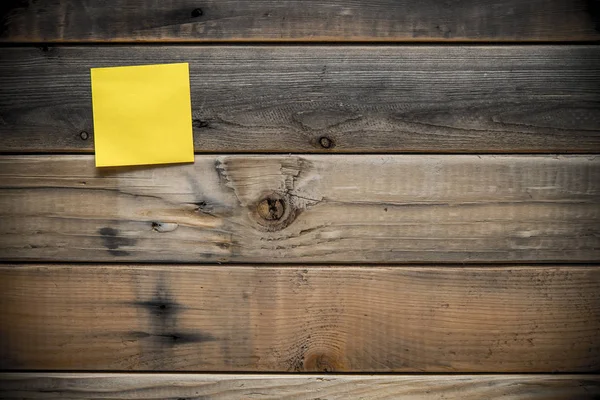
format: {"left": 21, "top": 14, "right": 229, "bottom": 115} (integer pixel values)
{"left": 1, "top": 265, "right": 599, "bottom": 372}
{"left": 1, "top": 46, "right": 599, "bottom": 153}
{"left": 1, "top": 373, "right": 599, "bottom": 399}
{"left": 1, "top": 155, "right": 599, "bottom": 263}
{"left": 1, "top": 0, "right": 599, "bottom": 42}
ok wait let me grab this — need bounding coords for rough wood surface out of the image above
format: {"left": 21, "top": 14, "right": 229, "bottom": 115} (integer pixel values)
{"left": 1, "top": 155, "right": 599, "bottom": 263}
{"left": 1, "top": 265, "right": 599, "bottom": 372}
{"left": 1, "top": 373, "right": 599, "bottom": 399}
{"left": 1, "top": 0, "right": 599, "bottom": 42}
{"left": 1, "top": 46, "right": 599, "bottom": 153}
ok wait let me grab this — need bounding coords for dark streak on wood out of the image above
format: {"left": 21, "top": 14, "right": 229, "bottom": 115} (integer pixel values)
{"left": 138, "top": 276, "right": 216, "bottom": 350}
{"left": 97, "top": 227, "right": 135, "bottom": 256}
{"left": 125, "top": 331, "right": 217, "bottom": 346}
{"left": 133, "top": 298, "right": 184, "bottom": 317}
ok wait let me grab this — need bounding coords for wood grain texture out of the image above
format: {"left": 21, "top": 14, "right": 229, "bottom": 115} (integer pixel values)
{"left": 1, "top": 265, "right": 599, "bottom": 372}
{"left": 1, "top": 373, "right": 599, "bottom": 399}
{"left": 1, "top": 46, "right": 600, "bottom": 153}
{"left": 1, "top": 155, "right": 600, "bottom": 263}
{"left": 1, "top": 0, "right": 600, "bottom": 42}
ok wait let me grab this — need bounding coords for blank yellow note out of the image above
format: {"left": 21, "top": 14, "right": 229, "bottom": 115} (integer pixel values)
{"left": 91, "top": 63, "right": 194, "bottom": 167}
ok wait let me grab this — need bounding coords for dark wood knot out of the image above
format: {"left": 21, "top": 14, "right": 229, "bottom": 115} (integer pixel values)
{"left": 252, "top": 193, "right": 298, "bottom": 231}
{"left": 257, "top": 197, "right": 285, "bottom": 221}
{"left": 319, "top": 136, "right": 333, "bottom": 149}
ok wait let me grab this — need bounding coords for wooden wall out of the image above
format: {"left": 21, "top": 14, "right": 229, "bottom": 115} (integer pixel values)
{"left": 0, "top": 0, "right": 599, "bottom": 398}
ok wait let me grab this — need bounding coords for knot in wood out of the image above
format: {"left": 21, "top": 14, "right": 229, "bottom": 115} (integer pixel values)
{"left": 257, "top": 197, "right": 285, "bottom": 221}
{"left": 251, "top": 192, "right": 299, "bottom": 231}
{"left": 304, "top": 352, "right": 345, "bottom": 372}
{"left": 191, "top": 8, "right": 203, "bottom": 17}
{"left": 319, "top": 136, "right": 333, "bottom": 149}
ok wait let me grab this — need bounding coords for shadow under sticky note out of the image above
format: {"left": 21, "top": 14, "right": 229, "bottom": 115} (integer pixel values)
{"left": 91, "top": 63, "right": 194, "bottom": 167}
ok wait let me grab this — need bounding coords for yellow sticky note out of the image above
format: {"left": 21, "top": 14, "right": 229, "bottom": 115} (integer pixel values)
{"left": 91, "top": 63, "right": 194, "bottom": 167}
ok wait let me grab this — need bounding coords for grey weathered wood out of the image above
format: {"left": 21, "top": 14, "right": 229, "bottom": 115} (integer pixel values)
{"left": 1, "top": 0, "right": 599, "bottom": 42}
{"left": 0, "top": 155, "right": 599, "bottom": 263}
{"left": 1, "top": 46, "right": 599, "bottom": 153}
{"left": 1, "top": 265, "right": 599, "bottom": 372}
{"left": 1, "top": 373, "right": 599, "bottom": 399}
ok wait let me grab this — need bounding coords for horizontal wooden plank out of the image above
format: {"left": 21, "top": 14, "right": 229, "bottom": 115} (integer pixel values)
{"left": 2, "top": 155, "right": 600, "bottom": 263}
{"left": 1, "top": 0, "right": 599, "bottom": 42}
{"left": 1, "top": 265, "right": 599, "bottom": 372}
{"left": 1, "top": 46, "right": 599, "bottom": 153}
{"left": 1, "top": 374, "right": 599, "bottom": 399}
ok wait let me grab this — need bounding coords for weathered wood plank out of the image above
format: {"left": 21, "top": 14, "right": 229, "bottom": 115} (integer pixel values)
{"left": 1, "top": 373, "right": 599, "bottom": 399}
{"left": 1, "top": 46, "right": 599, "bottom": 153}
{"left": 1, "top": 0, "right": 599, "bottom": 42}
{"left": 1, "top": 265, "right": 599, "bottom": 372}
{"left": 1, "top": 155, "right": 599, "bottom": 263}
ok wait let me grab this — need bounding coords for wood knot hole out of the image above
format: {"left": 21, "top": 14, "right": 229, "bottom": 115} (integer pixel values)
{"left": 257, "top": 197, "right": 285, "bottom": 221}
{"left": 319, "top": 136, "right": 333, "bottom": 149}
{"left": 191, "top": 8, "right": 203, "bottom": 17}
